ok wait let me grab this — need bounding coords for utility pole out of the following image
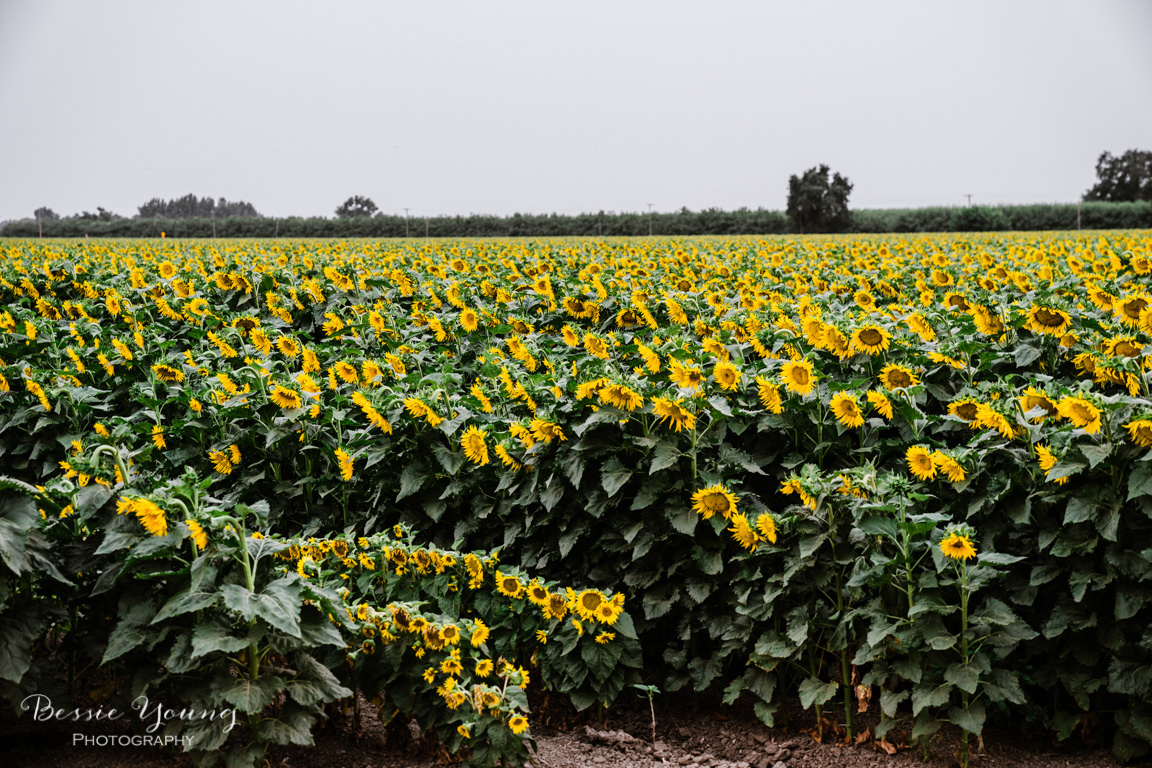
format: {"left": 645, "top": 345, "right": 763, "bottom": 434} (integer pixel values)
{"left": 403, "top": 208, "right": 410, "bottom": 237}
{"left": 965, "top": 194, "right": 973, "bottom": 207}
{"left": 1077, "top": 201, "right": 1081, "bottom": 231}
{"left": 425, "top": 216, "right": 429, "bottom": 238}
{"left": 37, "top": 211, "right": 42, "bottom": 238}
{"left": 211, "top": 209, "right": 217, "bottom": 239}
{"left": 647, "top": 203, "right": 653, "bottom": 236}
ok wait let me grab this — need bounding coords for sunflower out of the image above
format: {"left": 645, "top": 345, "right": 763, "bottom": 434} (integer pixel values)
{"left": 939, "top": 532, "right": 977, "bottom": 561}
{"left": 1025, "top": 305, "right": 1071, "bottom": 336}
{"left": 186, "top": 519, "right": 208, "bottom": 550}
{"left": 669, "top": 359, "right": 705, "bottom": 392}
{"left": 1105, "top": 336, "right": 1143, "bottom": 358}
{"left": 575, "top": 590, "right": 605, "bottom": 620}
{"left": 594, "top": 601, "right": 622, "bottom": 625}
{"left": 508, "top": 715, "right": 529, "bottom": 735}
{"left": 866, "top": 390, "right": 893, "bottom": 420}
{"left": 713, "top": 361, "right": 741, "bottom": 391}
{"left": 974, "top": 403, "right": 1016, "bottom": 439}
{"left": 830, "top": 391, "right": 865, "bottom": 428}
{"left": 943, "top": 291, "right": 969, "bottom": 312}
{"left": 270, "top": 385, "right": 302, "bottom": 410}
{"left": 1035, "top": 444, "right": 1069, "bottom": 485}
{"left": 209, "top": 449, "right": 232, "bottom": 475}
{"left": 947, "top": 399, "right": 980, "bottom": 425}
{"left": 1114, "top": 294, "right": 1149, "bottom": 327}
{"left": 527, "top": 581, "right": 550, "bottom": 606}
{"left": 755, "top": 513, "right": 778, "bottom": 544}
{"left": 728, "top": 513, "right": 760, "bottom": 552}
{"left": 932, "top": 452, "right": 966, "bottom": 483}
{"left": 652, "top": 396, "right": 696, "bottom": 432}
{"left": 529, "top": 418, "right": 565, "bottom": 443}
{"left": 780, "top": 359, "right": 816, "bottom": 396}
{"left": 475, "top": 659, "right": 494, "bottom": 678}
{"left": 878, "top": 364, "right": 918, "bottom": 391}
{"left": 970, "top": 305, "right": 1005, "bottom": 336}
{"left": 850, "top": 325, "right": 892, "bottom": 356}
{"left": 1125, "top": 419, "right": 1152, "bottom": 448}
{"left": 152, "top": 363, "right": 184, "bottom": 383}
{"left": 599, "top": 383, "right": 644, "bottom": 411}
{"left": 495, "top": 571, "right": 524, "bottom": 599}
{"left": 691, "top": 484, "right": 738, "bottom": 520}
{"left": 1057, "top": 396, "right": 1102, "bottom": 434}
{"left": 1018, "top": 386, "right": 1057, "bottom": 421}
{"left": 546, "top": 592, "right": 569, "bottom": 619}
{"left": 131, "top": 498, "right": 168, "bottom": 538}
{"left": 561, "top": 325, "right": 580, "bottom": 346}
{"left": 334, "top": 447, "right": 354, "bottom": 481}
{"left": 470, "top": 618, "right": 490, "bottom": 647}
{"left": 756, "top": 377, "right": 784, "bottom": 414}
{"left": 583, "top": 333, "right": 610, "bottom": 360}
{"left": 333, "top": 361, "right": 359, "bottom": 384}
{"left": 151, "top": 424, "right": 166, "bottom": 450}
{"left": 460, "top": 425, "right": 489, "bottom": 465}
{"left": 459, "top": 308, "right": 479, "bottom": 332}
{"left": 276, "top": 336, "right": 301, "bottom": 358}
{"left": 906, "top": 445, "right": 936, "bottom": 481}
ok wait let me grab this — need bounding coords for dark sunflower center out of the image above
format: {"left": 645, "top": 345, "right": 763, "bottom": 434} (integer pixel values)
{"left": 888, "top": 370, "right": 912, "bottom": 388}
{"left": 793, "top": 367, "right": 810, "bottom": 385}
{"left": 703, "top": 493, "right": 730, "bottom": 513}
{"left": 1035, "top": 309, "right": 1064, "bottom": 326}
{"left": 859, "top": 328, "right": 883, "bottom": 346}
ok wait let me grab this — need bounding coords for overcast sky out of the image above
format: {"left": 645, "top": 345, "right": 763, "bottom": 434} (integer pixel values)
{"left": 2, "top": 0, "right": 1150, "bottom": 221}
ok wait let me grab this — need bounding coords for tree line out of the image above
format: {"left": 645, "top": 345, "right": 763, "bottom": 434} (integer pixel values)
{"left": 4, "top": 201, "right": 1150, "bottom": 239}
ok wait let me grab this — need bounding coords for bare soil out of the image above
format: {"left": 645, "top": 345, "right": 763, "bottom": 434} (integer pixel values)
{"left": 2, "top": 693, "right": 1136, "bottom": 768}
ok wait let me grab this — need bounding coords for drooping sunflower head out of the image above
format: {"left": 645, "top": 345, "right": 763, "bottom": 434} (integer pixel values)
{"left": 1026, "top": 305, "right": 1071, "bottom": 336}
{"left": 1115, "top": 294, "right": 1149, "bottom": 326}
{"left": 755, "top": 513, "right": 778, "bottom": 544}
{"left": 270, "top": 385, "right": 302, "bottom": 410}
{"left": 947, "top": 399, "right": 980, "bottom": 424}
{"left": 460, "top": 425, "right": 489, "bottom": 466}
{"left": 152, "top": 363, "right": 184, "bottom": 383}
{"left": 691, "top": 484, "right": 738, "bottom": 520}
{"left": 728, "top": 512, "right": 760, "bottom": 552}
{"left": 1019, "top": 386, "right": 1057, "bottom": 421}
{"left": 547, "top": 593, "right": 569, "bottom": 619}
{"left": 1057, "top": 396, "right": 1102, "bottom": 434}
{"left": 1105, "top": 336, "right": 1143, "bottom": 358}
{"left": 460, "top": 308, "right": 479, "bottom": 332}
{"left": 653, "top": 396, "right": 696, "bottom": 433}
{"left": 906, "top": 445, "right": 937, "bottom": 481}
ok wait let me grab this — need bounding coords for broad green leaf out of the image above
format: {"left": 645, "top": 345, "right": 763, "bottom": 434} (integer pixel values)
{"left": 600, "top": 457, "right": 632, "bottom": 497}
{"left": 797, "top": 677, "right": 838, "bottom": 709}
{"left": 948, "top": 700, "right": 986, "bottom": 734}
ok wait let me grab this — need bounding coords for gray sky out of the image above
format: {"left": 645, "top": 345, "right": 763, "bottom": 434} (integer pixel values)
{"left": 2, "top": 0, "right": 1150, "bottom": 221}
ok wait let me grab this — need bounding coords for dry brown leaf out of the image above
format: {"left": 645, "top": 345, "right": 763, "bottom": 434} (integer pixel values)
{"left": 877, "top": 739, "right": 898, "bottom": 755}
{"left": 855, "top": 683, "right": 872, "bottom": 713}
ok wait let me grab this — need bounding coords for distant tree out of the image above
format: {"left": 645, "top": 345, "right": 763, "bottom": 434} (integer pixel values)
{"left": 1084, "top": 149, "right": 1152, "bottom": 202}
{"left": 335, "top": 196, "right": 379, "bottom": 218}
{"left": 136, "top": 195, "right": 261, "bottom": 219}
{"left": 34, "top": 207, "right": 60, "bottom": 222}
{"left": 786, "top": 164, "right": 853, "bottom": 233}
{"left": 72, "top": 207, "right": 122, "bottom": 222}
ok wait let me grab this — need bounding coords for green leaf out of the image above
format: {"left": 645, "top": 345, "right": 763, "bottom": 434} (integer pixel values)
{"left": 1079, "top": 443, "right": 1113, "bottom": 468}
{"left": 152, "top": 590, "right": 218, "bottom": 624}
{"left": 600, "top": 457, "right": 632, "bottom": 497}
{"left": 948, "top": 700, "right": 986, "bottom": 735}
{"left": 722, "top": 677, "right": 745, "bottom": 706}
{"left": 880, "top": 688, "right": 909, "bottom": 718}
{"left": 1129, "top": 464, "right": 1152, "bottom": 501}
{"left": 1014, "top": 342, "right": 1042, "bottom": 367}
{"left": 288, "top": 653, "right": 353, "bottom": 706}
{"left": 0, "top": 492, "right": 38, "bottom": 575}
{"left": 396, "top": 462, "right": 426, "bottom": 501}
{"left": 753, "top": 700, "right": 777, "bottom": 727}
{"left": 667, "top": 506, "right": 697, "bottom": 535}
{"left": 650, "top": 440, "right": 681, "bottom": 474}
{"left": 0, "top": 601, "right": 48, "bottom": 683}
{"left": 858, "top": 516, "right": 899, "bottom": 539}
{"left": 220, "top": 576, "right": 303, "bottom": 638}
{"left": 191, "top": 620, "right": 252, "bottom": 659}
{"left": 1064, "top": 496, "right": 1097, "bottom": 525}
{"left": 217, "top": 674, "right": 287, "bottom": 713}
{"left": 945, "top": 662, "right": 980, "bottom": 694}
{"left": 102, "top": 600, "right": 157, "bottom": 664}
{"left": 911, "top": 683, "right": 951, "bottom": 715}
{"left": 432, "top": 443, "right": 465, "bottom": 476}
{"left": 797, "top": 677, "right": 838, "bottom": 710}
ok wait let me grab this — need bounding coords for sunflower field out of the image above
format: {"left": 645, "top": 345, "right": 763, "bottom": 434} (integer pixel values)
{"left": 2, "top": 232, "right": 1152, "bottom": 765}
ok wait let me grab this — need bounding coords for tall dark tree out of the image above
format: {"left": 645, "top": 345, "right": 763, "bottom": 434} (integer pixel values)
{"left": 786, "top": 164, "right": 853, "bottom": 233}
{"left": 33, "top": 207, "right": 60, "bottom": 222}
{"left": 1084, "top": 149, "right": 1152, "bottom": 202}
{"left": 334, "top": 196, "right": 379, "bottom": 218}
{"left": 136, "top": 195, "right": 261, "bottom": 219}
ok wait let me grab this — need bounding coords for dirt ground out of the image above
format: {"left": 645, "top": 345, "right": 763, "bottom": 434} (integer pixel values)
{"left": 2, "top": 693, "right": 1136, "bottom": 768}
